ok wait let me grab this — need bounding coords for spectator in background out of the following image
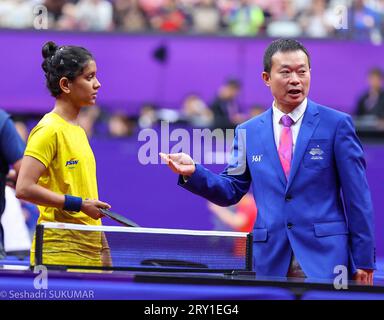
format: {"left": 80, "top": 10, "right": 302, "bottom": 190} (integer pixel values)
{"left": 191, "top": 0, "right": 221, "bottom": 34}
{"left": 356, "top": 67, "right": 384, "bottom": 118}
{"left": 78, "top": 105, "right": 101, "bottom": 137}
{"left": 2, "top": 120, "right": 38, "bottom": 247}
{"left": 226, "top": 0, "right": 265, "bottom": 36}
{"left": 43, "top": 0, "right": 68, "bottom": 28}
{"left": 13, "top": 121, "right": 39, "bottom": 238}
{"left": 255, "top": 0, "right": 310, "bottom": 22}
{"left": 140, "top": 0, "right": 165, "bottom": 14}
{"left": 298, "top": 0, "right": 335, "bottom": 38}
{"left": 113, "top": 0, "right": 148, "bottom": 32}
{"left": 254, "top": 0, "right": 286, "bottom": 22}
{"left": 149, "top": 0, "right": 191, "bottom": 32}
{"left": 0, "top": 0, "right": 34, "bottom": 29}
{"left": 0, "top": 110, "right": 25, "bottom": 259}
{"left": 210, "top": 79, "right": 245, "bottom": 129}
{"left": 208, "top": 193, "right": 257, "bottom": 257}
{"left": 108, "top": 112, "right": 136, "bottom": 137}
{"left": 366, "top": 0, "right": 384, "bottom": 14}
{"left": 138, "top": 103, "right": 159, "bottom": 128}
{"left": 266, "top": 0, "right": 302, "bottom": 37}
{"left": 182, "top": 94, "right": 213, "bottom": 127}
{"left": 76, "top": 0, "right": 113, "bottom": 31}
{"left": 216, "top": 0, "right": 236, "bottom": 18}
{"left": 350, "top": 0, "right": 382, "bottom": 41}
{"left": 208, "top": 192, "right": 257, "bottom": 233}
{"left": 249, "top": 104, "right": 265, "bottom": 119}
{"left": 56, "top": 1, "right": 79, "bottom": 30}
{"left": 14, "top": 121, "right": 29, "bottom": 142}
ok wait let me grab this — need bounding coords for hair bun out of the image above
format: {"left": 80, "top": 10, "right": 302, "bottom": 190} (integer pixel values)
{"left": 42, "top": 41, "right": 58, "bottom": 59}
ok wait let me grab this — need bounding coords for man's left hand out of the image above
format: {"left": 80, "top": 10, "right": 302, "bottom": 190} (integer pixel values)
{"left": 354, "top": 269, "right": 374, "bottom": 285}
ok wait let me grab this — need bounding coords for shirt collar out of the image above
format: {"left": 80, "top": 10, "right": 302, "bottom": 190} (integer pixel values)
{"left": 272, "top": 98, "right": 307, "bottom": 124}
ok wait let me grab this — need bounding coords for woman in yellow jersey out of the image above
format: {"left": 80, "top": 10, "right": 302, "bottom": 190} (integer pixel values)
{"left": 16, "top": 41, "right": 111, "bottom": 268}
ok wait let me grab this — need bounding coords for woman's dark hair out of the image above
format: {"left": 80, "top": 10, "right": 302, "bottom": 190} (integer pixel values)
{"left": 41, "top": 41, "right": 93, "bottom": 97}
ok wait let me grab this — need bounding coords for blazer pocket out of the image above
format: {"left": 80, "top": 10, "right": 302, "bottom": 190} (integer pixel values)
{"left": 303, "top": 139, "right": 331, "bottom": 170}
{"left": 314, "top": 221, "right": 349, "bottom": 237}
{"left": 253, "top": 228, "right": 268, "bottom": 242}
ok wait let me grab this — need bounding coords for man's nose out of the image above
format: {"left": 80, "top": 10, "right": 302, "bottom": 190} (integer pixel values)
{"left": 289, "top": 72, "right": 300, "bottom": 84}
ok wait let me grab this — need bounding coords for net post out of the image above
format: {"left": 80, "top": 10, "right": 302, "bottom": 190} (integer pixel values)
{"left": 245, "top": 232, "right": 253, "bottom": 271}
{"left": 35, "top": 224, "right": 44, "bottom": 266}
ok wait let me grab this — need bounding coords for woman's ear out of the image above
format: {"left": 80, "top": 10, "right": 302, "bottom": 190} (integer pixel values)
{"left": 59, "top": 77, "right": 70, "bottom": 94}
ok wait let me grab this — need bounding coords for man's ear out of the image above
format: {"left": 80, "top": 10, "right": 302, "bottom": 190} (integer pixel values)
{"left": 262, "top": 72, "right": 270, "bottom": 87}
{"left": 59, "top": 77, "right": 70, "bottom": 94}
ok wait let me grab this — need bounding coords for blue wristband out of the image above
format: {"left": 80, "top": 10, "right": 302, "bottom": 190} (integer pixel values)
{"left": 63, "top": 195, "right": 82, "bottom": 212}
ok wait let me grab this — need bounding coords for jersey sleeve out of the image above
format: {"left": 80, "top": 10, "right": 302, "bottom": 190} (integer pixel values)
{"left": 25, "top": 124, "right": 57, "bottom": 168}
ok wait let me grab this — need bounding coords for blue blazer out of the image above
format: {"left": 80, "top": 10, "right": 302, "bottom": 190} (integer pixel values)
{"left": 180, "top": 99, "right": 375, "bottom": 280}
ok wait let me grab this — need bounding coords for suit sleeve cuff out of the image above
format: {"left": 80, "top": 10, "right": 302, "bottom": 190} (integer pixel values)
{"left": 178, "top": 163, "right": 203, "bottom": 187}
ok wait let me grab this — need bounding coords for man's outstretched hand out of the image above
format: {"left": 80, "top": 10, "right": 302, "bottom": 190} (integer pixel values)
{"left": 159, "top": 153, "right": 196, "bottom": 177}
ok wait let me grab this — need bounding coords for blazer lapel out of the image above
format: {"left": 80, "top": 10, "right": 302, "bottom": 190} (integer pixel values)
{"left": 286, "top": 100, "right": 320, "bottom": 191}
{"left": 259, "top": 108, "right": 286, "bottom": 186}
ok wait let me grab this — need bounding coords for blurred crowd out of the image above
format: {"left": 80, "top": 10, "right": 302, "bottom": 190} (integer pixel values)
{"left": 74, "top": 78, "right": 267, "bottom": 138}
{"left": 0, "top": 0, "right": 384, "bottom": 41}
{"left": 9, "top": 64, "right": 384, "bottom": 141}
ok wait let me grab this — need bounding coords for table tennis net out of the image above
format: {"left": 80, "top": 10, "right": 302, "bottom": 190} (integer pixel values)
{"left": 34, "top": 223, "right": 252, "bottom": 272}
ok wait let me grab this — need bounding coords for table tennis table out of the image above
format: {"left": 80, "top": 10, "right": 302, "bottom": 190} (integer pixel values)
{"left": 2, "top": 222, "right": 384, "bottom": 301}
{"left": 1, "top": 255, "right": 384, "bottom": 300}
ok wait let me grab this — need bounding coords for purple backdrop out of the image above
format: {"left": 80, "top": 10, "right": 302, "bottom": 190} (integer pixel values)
{"left": 1, "top": 30, "right": 384, "bottom": 114}
{"left": 1, "top": 31, "right": 382, "bottom": 257}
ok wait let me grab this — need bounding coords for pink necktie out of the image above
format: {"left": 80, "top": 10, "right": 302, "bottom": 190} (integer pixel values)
{"left": 278, "top": 115, "right": 294, "bottom": 179}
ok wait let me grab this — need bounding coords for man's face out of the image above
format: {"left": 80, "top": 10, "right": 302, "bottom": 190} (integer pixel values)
{"left": 228, "top": 85, "right": 240, "bottom": 99}
{"left": 262, "top": 50, "right": 311, "bottom": 112}
{"left": 369, "top": 73, "right": 382, "bottom": 91}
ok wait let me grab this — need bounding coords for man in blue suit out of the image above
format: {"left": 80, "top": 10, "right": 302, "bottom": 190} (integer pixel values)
{"left": 160, "top": 39, "right": 375, "bottom": 284}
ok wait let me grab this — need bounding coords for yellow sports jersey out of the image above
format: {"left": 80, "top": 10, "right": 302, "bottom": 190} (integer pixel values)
{"left": 25, "top": 112, "right": 107, "bottom": 267}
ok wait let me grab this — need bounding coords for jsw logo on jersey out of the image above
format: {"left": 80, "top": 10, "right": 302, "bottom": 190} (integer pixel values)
{"left": 65, "top": 158, "right": 79, "bottom": 167}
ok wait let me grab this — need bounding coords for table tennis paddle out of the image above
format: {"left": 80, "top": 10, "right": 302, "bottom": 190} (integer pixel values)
{"left": 99, "top": 208, "right": 140, "bottom": 227}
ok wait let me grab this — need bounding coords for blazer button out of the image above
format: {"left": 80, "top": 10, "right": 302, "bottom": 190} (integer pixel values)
{"left": 285, "top": 195, "right": 293, "bottom": 201}
{"left": 287, "top": 222, "right": 293, "bottom": 229}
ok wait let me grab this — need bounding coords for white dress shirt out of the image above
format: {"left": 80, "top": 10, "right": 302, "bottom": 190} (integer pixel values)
{"left": 272, "top": 98, "right": 307, "bottom": 153}
{"left": 272, "top": 98, "right": 308, "bottom": 277}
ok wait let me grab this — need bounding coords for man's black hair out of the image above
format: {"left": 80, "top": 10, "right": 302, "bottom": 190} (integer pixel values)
{"left": 263, "top": 39, "right": 311, "bottom": 73}
{"left": 225, "top": 78, "right": 242, "bottom": 88}
{"left": 369, "top": 67, "right": 383, "bottom": 78}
